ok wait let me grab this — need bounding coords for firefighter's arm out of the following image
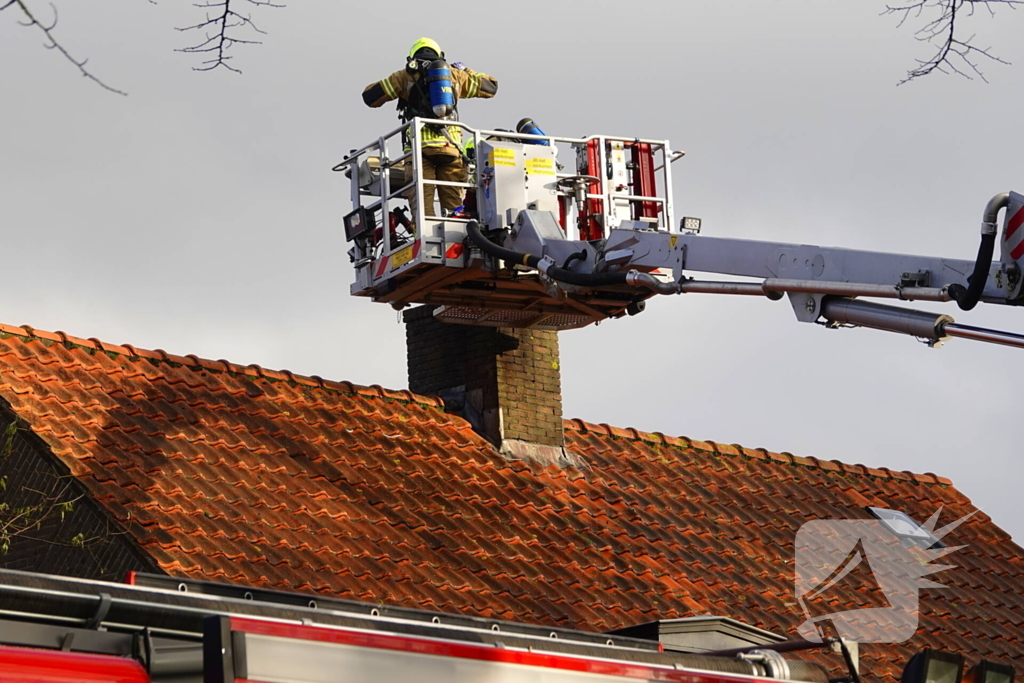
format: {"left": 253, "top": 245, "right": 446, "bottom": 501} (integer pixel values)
{"left": 453, "top": 69, "right": 498, "bottom": 99}
{"left": 361, "top": 70, "right": 406, "bottom": 108}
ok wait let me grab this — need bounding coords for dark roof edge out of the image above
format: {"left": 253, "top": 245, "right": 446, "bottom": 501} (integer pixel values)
{"left": 563, "top": 418, "right": 956, "bottom": 487}
{"left": 0, "top": 322, "right": 443, "bottom": 410}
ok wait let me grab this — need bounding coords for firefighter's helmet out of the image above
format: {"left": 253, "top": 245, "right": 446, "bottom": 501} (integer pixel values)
{"left": 408, "top": 37, "right": 443, "bottom": 60}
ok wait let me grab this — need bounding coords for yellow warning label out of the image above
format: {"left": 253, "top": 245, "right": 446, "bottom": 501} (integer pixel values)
{"left": 391, "top": 244, "right": 415, "bottom": 269}
{"left": 526, "top": 157, "right": 555, "bottom": 175}
{"left": 669, "top": 235, "right": 678, "bottom": 249}
{"left": 488, "top": 148, "right": 517, "bottom": 167}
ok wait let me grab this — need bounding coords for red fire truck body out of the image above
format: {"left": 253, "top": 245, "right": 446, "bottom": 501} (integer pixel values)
{"left": 0, "top": 569, "right": 839, "bottom": 683}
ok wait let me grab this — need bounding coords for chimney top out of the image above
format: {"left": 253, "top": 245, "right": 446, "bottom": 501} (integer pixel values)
{"left": 404, "top": 306, "right": 579, "bottom": 468}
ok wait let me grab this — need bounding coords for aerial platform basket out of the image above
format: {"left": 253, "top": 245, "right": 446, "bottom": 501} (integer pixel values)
{"left": 334, "top": 118, "right": 686, "bottom": 330}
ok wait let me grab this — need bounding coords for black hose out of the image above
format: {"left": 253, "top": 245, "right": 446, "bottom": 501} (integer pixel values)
{"left": 548, "top": 266, "right": 629, "bottom": 287}
{"left": 466, "top": 219, "right": 541, "bottom": 268}
{"left": 561, "top": 250, "right": 587, "bottom": 270}
{"left": 949, "top": 232, "right": 995, "bottom": 311}
{"left": 466, "top": 220, "right": 630, "bottom": 287}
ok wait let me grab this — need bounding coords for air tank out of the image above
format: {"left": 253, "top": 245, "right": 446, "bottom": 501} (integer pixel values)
{"left": 516, "top": 117, "right": 549, "bottom": 145}
{"left": 426, "top": 59, "right": 454, "bottom": 118}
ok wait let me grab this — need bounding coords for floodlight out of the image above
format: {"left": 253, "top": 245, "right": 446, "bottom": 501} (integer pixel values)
{"left": 344, "top": 207, "right": 373, "bottom": 242}
{"left": 680, "top": 217, "right": 702, "bottom": 233}
{"left": 902, "top": 649, "right": 965, "bottom": 683}
{"left": 966, "top": 661, "right": 1015, "bottom": 683}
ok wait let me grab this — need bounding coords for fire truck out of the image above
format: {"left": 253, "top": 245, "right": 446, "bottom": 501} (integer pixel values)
{"left": 335, "top": 118, "right": 1024, "bottom": 349}
{"left": 0, "top": 568, "right": 1013, "bottom": 683}
{"left": 0, "top": 568, "right": 865, "bottom": 683}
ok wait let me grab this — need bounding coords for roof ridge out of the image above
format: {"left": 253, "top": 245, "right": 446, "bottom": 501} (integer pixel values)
{"left": 0, "top": 322, "right": 957, "bottom": 489}
{"left": 0, "top": 322, "right": 444, "bottom": 410}
{"left": 563, "top": 418, "right": 954, "bottom": 487}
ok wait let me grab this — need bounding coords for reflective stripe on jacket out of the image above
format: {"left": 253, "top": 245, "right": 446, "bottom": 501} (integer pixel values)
{"left": 362, "top": 67, "right": 498, "bottom": 152}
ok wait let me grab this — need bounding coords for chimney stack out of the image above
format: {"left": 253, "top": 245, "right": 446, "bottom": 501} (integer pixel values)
{"left": 404, "top": 306, "right": 573, "bottom": 466}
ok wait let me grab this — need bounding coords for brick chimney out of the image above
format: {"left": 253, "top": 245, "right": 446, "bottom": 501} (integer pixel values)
{"left": 404, "top": 306, "right": 576, "bottom": 467}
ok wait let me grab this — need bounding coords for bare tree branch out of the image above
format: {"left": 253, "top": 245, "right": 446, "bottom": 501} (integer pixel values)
{"left": 884, "top": 0, "right": 1020, "bottom": 84}
{"left": 0, "top": 479, "right": 82, "bottom": 555}
{"left": 2, "top": 0, "right": 283, "bottom": 91}
{"left": 3, "top": 0, "right": 1013, "bottom": 92}
{"left": 2, "top": 0, "right": 126, "bottom": 95}
{"left": 177, "top": 0, "right": 283, "bottom": 74}
{"left": 0, "top": 421, "right": 107, "bottom": 556}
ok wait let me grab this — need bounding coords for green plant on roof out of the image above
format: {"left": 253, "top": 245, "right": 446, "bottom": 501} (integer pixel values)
{"left": 0, "top": 424, "right": 89, "bottom": 556}
{"left": 1, "top": 421, "right": 18, "bottom": 457}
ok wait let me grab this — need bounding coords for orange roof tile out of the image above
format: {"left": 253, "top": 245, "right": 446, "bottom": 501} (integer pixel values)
{"left": 0, "top": 323, "right": 1020, "bottom": 680}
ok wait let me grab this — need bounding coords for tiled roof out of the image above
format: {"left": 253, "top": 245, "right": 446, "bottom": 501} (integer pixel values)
{"left": 0, "top": 322, "right": 1020, "bottom": 680}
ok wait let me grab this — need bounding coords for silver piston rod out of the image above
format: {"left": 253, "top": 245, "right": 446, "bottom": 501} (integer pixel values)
{"left": 676, "top": 278, "right": 951, "bottom": 302}
{"left": 821, "top": 297, "right": 1024, "bottom": 349}
{"left": 943, "top": 323, "right": 1024, "bottom": 349}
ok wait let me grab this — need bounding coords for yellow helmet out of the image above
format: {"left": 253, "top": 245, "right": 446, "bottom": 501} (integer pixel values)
{"left": 408, "top": 37, "right": 443, "bottom": 60}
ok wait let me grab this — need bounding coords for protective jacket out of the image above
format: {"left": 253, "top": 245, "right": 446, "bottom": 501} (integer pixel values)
{"left": 362, "top": 67, "right": 498, "bottom": 154}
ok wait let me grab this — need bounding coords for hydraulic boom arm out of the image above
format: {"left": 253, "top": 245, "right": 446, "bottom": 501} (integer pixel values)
{"left": 338, "top": 120, "right": 1024, "bottom": 349}
{"left": 465, "top": 191, "right": 1024, "bottom": 349}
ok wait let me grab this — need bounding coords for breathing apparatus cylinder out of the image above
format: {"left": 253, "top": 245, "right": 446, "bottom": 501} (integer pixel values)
{"left": 425, "top": 59, "right": 455, "bottom": 118}
{"left": 516, "top": 117, "right": 549, "bottom": 145}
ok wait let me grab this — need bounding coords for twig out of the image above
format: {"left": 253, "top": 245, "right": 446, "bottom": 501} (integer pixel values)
{"left": 0, "top": 482, "right": 82, "bottom": 552}
{"left": 177, "top": 0, "right": 283, "bottom": 73}
{"left": 883, "top": 0, "right": 1020, "bottom": 84}
{"left": 4, "top": 0, "right": 126, "bottom": 95}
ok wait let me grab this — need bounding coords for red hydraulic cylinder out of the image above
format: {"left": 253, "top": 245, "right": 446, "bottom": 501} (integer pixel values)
{"left": 581, "top": 139, "right": 604, "bottom": 241}
{"left": 558, "top": 195, "right": 571, "bottom": 232}
{"left": 629, "top": 142, "right": 659, "bottom": 221}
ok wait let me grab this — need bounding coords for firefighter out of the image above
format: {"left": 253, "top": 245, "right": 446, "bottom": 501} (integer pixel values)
{"left": 361, "top": 38, "right": 498, "bottom": 221}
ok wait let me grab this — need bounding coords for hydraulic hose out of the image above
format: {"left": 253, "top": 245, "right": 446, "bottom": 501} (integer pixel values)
{"left": 561, "top": 250, "right": 587, "bottom": 271}
{"left": 949, "top": 192, "right": 1008, "bottom": 311}
{"left": 466, "top": 220, "right": 673, "bottom": 289}
{"left": 465, "top": 219, "right": 539, "bottom": 267}
{"left": 550, "top": 267, "right": 631, "bottom": 288}
{"left": 949, "top": 233, "right": 996, "bottom": 311}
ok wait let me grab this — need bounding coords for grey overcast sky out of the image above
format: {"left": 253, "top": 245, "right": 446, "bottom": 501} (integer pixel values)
{"left": 2, "top": 1, "right": 1022, "bottom": 543}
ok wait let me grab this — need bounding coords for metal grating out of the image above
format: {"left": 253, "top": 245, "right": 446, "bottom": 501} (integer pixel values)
{"left": 537, "top": 313, "right": 602, "bottom": 330}
{"left": 433, "top": 306, "right": 596, "bottom": 330}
